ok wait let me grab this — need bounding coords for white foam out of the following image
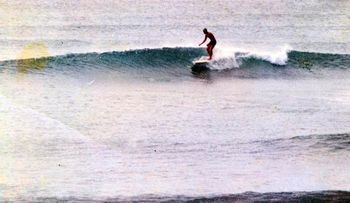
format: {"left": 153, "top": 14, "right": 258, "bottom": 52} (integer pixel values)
{"left": 245, "top": 44, "right": 292, "bottom": 65}
{"left": 207, "top": 44, "right": 292, "bottom": 70}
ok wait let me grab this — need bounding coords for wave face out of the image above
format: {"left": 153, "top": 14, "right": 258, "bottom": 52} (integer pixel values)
{"left": 1, "top": 47, "right": 350, "bottom": 77}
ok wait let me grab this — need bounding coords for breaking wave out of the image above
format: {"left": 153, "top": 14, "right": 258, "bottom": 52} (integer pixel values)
{"left": 1, "top": 47, "right": 349, "bottom": 78}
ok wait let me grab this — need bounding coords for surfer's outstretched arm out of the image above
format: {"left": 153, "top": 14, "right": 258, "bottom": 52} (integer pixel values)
{"left": 199, "top": 35, "right": 207, "bottom": 46}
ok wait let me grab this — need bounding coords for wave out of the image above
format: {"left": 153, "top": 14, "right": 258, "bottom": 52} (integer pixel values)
{"left": 1, "top": 47, "right": 350, "bottom": 77}
{"left": 9, "top": 191, "right": 350, "bottom": 202}
{"left": 247, "top": 133, "right": 350, "bottom": 155}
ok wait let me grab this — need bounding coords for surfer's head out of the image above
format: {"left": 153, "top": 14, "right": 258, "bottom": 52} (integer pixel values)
{"left": 203, "top": 28, "right": 208, "bottom": 34}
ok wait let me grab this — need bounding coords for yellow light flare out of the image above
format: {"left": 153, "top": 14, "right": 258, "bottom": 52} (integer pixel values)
{"left": 17, "top": 42, "right": 50, "bottom": 73}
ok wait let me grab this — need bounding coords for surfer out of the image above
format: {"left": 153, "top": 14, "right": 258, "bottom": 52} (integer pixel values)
{"left": 199, "top": 28, "right": 217, "bottom": 60}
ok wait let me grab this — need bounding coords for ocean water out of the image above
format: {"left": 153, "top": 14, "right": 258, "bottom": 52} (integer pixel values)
{"left": 0, "top": 0, "right": 350, "bottom": 202}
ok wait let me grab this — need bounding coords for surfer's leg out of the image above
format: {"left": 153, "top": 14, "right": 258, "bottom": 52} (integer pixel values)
{"left": 209, "top": 43, "right": 216, "bottom": 60}
{"left": 207, "top": 44, "right": 213, "bottom": 60}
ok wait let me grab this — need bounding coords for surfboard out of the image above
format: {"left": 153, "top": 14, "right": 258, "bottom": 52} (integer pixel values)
{"left": 194, "top": 59, "right": 210, "bottom": 64}
{"left": 191, "top": 59, "right": 210, "bottom": 72}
